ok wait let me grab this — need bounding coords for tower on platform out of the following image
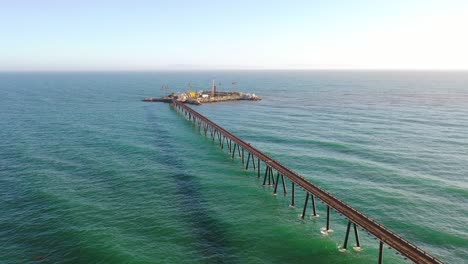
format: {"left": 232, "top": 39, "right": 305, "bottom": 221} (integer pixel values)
{"left": 211, "top": 79, "right": 216, "bottom": 97}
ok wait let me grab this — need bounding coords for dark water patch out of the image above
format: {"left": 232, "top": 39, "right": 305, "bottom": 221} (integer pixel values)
{"left": 145, "top": 105, "right": 237, "bottom": 263}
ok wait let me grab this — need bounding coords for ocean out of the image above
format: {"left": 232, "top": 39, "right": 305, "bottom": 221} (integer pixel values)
{"left": 1, "top": 71, "right": 467, "bottom": 263}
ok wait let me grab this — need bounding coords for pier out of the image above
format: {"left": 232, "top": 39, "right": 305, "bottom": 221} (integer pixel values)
{"left": 171, "top": 100, "right": 443, "bottom": 264}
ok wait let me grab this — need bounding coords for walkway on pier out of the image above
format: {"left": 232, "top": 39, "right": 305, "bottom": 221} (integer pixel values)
{"left": 172, "top": 100, "right": 443, "bottom": 264}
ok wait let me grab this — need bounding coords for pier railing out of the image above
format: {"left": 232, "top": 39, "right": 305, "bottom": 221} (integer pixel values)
{"left": 171, "top": 100, "right": 443, "bottom": 264}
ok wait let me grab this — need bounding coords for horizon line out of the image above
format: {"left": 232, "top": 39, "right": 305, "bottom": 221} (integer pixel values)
{"left": 1, "top": 68, "right": 468, "bottom": 73}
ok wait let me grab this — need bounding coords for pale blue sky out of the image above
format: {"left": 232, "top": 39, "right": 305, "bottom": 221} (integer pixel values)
{"left": 1, "top": 0, "right": 467, "bottom": 70}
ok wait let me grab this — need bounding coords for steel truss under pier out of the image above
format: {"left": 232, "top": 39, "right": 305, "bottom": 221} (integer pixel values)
{"left": 172, "top": 100, "right": 443, "bottom": 264}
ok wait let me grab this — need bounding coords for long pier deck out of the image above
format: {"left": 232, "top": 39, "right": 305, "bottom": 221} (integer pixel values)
{"left": 171, "top": 100, "right": 443, "bottom": 264}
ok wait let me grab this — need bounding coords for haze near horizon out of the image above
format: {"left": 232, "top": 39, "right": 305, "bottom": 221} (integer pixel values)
{"left": 1, "top": 0, "right": 468, "bottom": 71}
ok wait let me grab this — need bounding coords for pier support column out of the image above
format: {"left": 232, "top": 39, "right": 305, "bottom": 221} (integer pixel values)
{"left": 268, "top": 167, "right": 272, "bottom": 185}
{"left": 252, "top": 156, "right": 256, "bottom": 170}
{"left": 281, "top": 175, "right": 287, "bottom": 195}
{"left": 273, "top": 172, "right": 280, "bottom": 194}
{"left": 231, "top": 144, "right": 236, "bottom": 159}
{"left": 343, "top": 221, "right": 352, "bottom": 250}
{"left": 257, "top": 159, "right": 260, "bottom": 178}
{"left": 378, "top": 241, "right": 384, "bottom": 264}
{"left": 353, "top": 223, "right": 361, "bottom": 248}
{"left": 301, "top": 193, "right": 310, "bottom": 219}
{"left": 271, "top": 169, "right": 276, "bottom": 185}
{"left": 311, "top": 195, "right": 318, "bottom": 217}
{"left": 291, "top": 182, "right": 295, "bottom": 207}
{"left": 245, "top": 153, "right": 251, "bottom": 170}
{"left": 242, "top": 148, "right": 244, "bottom": 164}
{"left": 250, "top": 155, "right": 254, "bottom": 170}
{"left": 326, "top": 205, "right": 331, "bottom": 231}
{"left": 263, "top": 166, "right": 269, "bottom": 185}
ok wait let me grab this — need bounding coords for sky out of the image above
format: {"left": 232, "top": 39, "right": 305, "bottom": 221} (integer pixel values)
{"left": 1, "top": 0, "right": 468, "bottom": 71}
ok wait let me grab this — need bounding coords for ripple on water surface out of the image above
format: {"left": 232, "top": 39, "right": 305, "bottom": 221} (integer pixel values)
{"left": 0, "top": 71, "right": 467, "bottom": 263}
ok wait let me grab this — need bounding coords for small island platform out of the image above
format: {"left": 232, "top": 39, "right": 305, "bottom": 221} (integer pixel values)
{"left": 143, "top": 91, "right": 261, "bottom": 105}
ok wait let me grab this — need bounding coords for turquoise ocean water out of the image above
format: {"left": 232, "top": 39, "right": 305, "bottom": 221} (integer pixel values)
{"left": 1, "top": 71, "right": 467, "bottom": 263}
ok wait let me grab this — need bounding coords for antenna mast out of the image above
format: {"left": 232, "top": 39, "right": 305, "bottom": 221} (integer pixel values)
{"left": 211, "top": 79, "right": 216, "bottom": 97}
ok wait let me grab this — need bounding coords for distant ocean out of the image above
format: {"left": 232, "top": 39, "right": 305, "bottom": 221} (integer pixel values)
{"left": 1, "top": 71, "right": 467, "bottom": 263}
